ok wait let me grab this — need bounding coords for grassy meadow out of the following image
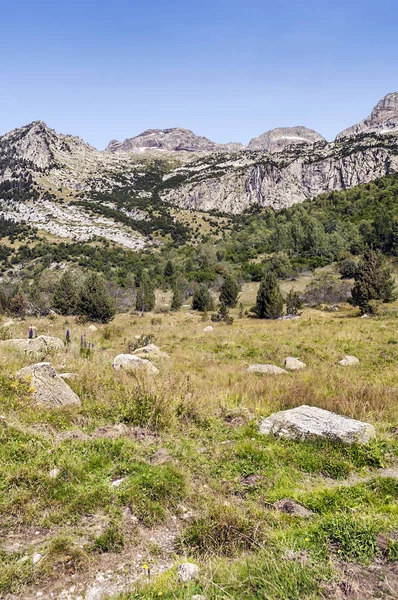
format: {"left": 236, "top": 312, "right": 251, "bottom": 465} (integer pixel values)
{"left": 1, "top": 283, "right": 398, "bottom": 599}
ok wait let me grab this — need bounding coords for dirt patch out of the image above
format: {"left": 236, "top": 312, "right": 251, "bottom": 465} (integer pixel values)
{"left": 326, "top": 560, "right": 398, "bottom": 599}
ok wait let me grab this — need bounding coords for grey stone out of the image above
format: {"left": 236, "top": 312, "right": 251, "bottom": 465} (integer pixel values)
{"left": 32, "top": 552, "right": 43, "bottom": 565}
{"left": 178, "top": 562, "right": 200, "bottom": 583}
{"left": 203, "top": 326, "right": 214, "bottom": 333}
{"left": 49, "top": 468, "right": 60, "bottom": 479}
{"left": 284, "top": 357, "right": 306, "bottom": 371}
{"left": 339, "top": 355, "right": 360, "bottom": 366}
{"left": 0, "top": 335, "right": 64, "bottom": 359}
{"left": 112, "top": 354, "right": 159, "bottom": 375}
{"left": 248, "top": 364, "right": 287, "bottom": 375}
{"left": 259, "top": 405, "right": 375, "bottom": 444}
{"left": 15, "top": 362, "right": 81, "bottom": 408}
{"left": 273, "top": 499, "right": 314, "bottom": 517}
{"left": 133, "top": 344, "right": 170, "bottom": 360}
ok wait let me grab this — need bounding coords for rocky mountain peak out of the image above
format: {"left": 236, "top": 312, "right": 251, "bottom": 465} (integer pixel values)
{"left": 336, "top": 92, "right": 398, "bottom": 139}
{"left": 106, "top": 127, "right": 245, "bottom": 154}
{"left": 248, "top": 126, "right": 326, "bottom": 153}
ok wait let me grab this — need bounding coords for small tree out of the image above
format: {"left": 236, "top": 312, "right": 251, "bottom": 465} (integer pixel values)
{"left": 339, "top": 259, "right": 358, "bottom": 279}
{"left": 219, "top": 274, "right": 240, "bottom": 307}
{"left": 164, "top": 260, "right": 174, "bottom": 278}
{"left": 136, "top": 273, "right": 155, "bottom": 314}
{"left": 9, "top": 291, "right": 27, "bottom": 317}
{"left": 286, "top": 289, "right": 303, "bottom": 316}
{"left": 255, "top": 272, "right": 284, "bottom": 319}
{"left": 51, "top": 270, "right": 79, "bottom": 315}
{"left": 351, "top": 251, "right": 397, "bottom": 314}
{"left": 170, "top": 284, "right": 182, "bottom": 311}
{"left": 77, "top": 273, "right": 116, "bottom": 323}
{"left": 192, "top": 285, "right": 214, "bottom": 312}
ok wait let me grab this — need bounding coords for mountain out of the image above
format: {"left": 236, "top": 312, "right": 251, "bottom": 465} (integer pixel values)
{"left": 336, "top": 92, "right": 398, "bottom": 139}
{"left": 106, "top": 127, "right": 245, "bottom": 153}
{"left": 248, "top": 126, "right": 326, "bottom": 153}
{"left": 1, "top": 92, "right": 398, "bottom": 249}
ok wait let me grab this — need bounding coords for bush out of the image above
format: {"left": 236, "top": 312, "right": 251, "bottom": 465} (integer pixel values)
{"left": 192, "top": 285, "right": 214, "bottom": 312}
{"left": 339, "top": 258, "right": 358, "bottom": 279}
{"left": 285, "top": 289, "right": 303, "bottom": 316}
{"left": 303, "top": 272, "right": 351, "bottom": 306}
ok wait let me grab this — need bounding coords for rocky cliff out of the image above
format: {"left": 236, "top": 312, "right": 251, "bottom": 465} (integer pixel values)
{"left": 336, "top": 92, "right": 398, "bottom": 139}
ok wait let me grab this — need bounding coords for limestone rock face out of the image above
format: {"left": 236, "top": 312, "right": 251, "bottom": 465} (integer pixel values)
{"left": 337, "top": 92, "right": 398, "bottom": 139}
{"left": 284, "top": 357, "right": 307, "bottom": 371}
{"left": 15, "top": 362, "right": 81, "bottom": 408}
{"left": 339, "top": 355, "right": 360, "bottom": 366}
{"left": 161, "top": 133, "right": 398, "bottom": 214}
{"left": 106, "top": 127, "right": 245, "bottom": 154}
{"left": 112, "top": 354, "right": 159, "bottom": 375}
{"left": 0, "top": 336, "right": 64, "bottom": 359}
{"left": 248, "top": 126, "right": 325, "bottom": 153}
{"left": 248, "top": 364, "right": 287, "bottom": 375}
{"left": 259, "top": 405, "right": 375, "bottom": 444}
{"left": 133, "top": 344, "right": 170, "bottom": 361}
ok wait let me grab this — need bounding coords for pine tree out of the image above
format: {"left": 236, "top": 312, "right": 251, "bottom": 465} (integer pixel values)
{"left": 219, "top": 274, "right": 240, "bottom": 307}
{"left": 51, "top": 271, "right": 78, "bottom": 315}
{"left": 255, "top": 272, "right": 284, "bottom": 319}
{"left": 286, "top": 288, "right": 303, "bottom": 316}
{"left": 192, "top": 285, "right": 214, "bottom": 312}
{"left": 77, "top": 273, "right": 116, "bottom": 323}
{"left": 135, "top": 272, "right": 155, "bottom": 314}
{"left": 164, "top": 260, "right": 174, "bottom": 278}
{"left": 170, "top": 284, "right": 182, "bottom": 311}
{"left": 351, "top": 251, "right": 397, "bottom": 314}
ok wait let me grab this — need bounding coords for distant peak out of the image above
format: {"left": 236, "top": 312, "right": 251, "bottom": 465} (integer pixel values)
{"left": 248, "top": 126, "right": 326, "bottom": 153}
{"left": 336, "top": 91, "right": 398, "bottom": 139}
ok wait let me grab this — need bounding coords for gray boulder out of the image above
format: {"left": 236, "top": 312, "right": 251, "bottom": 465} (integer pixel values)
{"left": 284, "top": 357, "right": 306, "bottom": 371}
{"left": 339, "top": 355, "right": 360, "bottom": 366}
{"left": 133, "top": 344, "right": 170, "bottom": 361}
{"left": 248, "top": 364, "right": 287, "bottom": 375}
{"left": 15, "top": 362, "right": 81, "bottom": 408}
{"left": 178, "top": 562, "right": 200, "bottom": 583}
{"left": 0, "top": 336, "right": 64, "bottom": 359}
{"left": 112, "top": 354, "right": 159, "bottom": 375}
{"left": 259, "top": 405, "right": 375, "bottom": 444}
{"left": 272, "top": 499, "right": 314, "bottom": 517}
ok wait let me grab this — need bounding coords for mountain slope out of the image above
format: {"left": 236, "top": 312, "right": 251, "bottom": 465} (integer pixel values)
{"left": 336, "top": 92, "right": 398, "bottom": 139}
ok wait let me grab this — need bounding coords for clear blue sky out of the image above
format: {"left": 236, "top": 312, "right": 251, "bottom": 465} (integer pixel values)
{"left": 1, "top": 0, "right": 397, "bottom": 148}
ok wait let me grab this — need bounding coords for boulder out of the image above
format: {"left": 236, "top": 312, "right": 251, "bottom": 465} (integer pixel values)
{"left": 133, "top": 343, "right": 170, "bottom": 361}
{"left": 272, "top": 499, "right": 314, "bottom": 517}
{"left": 88, "top": 325, "right": 98, "bottom": 332}
{"left": 0, "top": 336, "right": 64, "bottom": 359}
{"left": 339, "top": 355, "right": 360, "bottom": 366}
{"left": 16, "top": 362, "right": 81, "bottom": 408}
{"left": 203, "top": 326, "right": 214, "bottom": 333}
{"left": 1, "top": 319, "right": 14, "bottom": 328}
{"left": 178, "top": 562, "right": 200, "bottom": 583}
{"left": 248, "top": 364, "right": 287, "bottom": 375}
{"left": 112, "top": 354, "right": 159, "bottom": 375}
{"left": 259, "top": 405, "right": 375, "bottom": 444}
{"left": 284, "top": 357, "right": 306, "bottom": 371}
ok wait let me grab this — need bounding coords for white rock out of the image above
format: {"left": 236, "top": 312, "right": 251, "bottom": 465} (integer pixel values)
{"left": 49, "top": 468, "right": 60, "bottom": 479}
{"left": 284, "top": 357, "right": 306, "bottom": 371}
{"left": 0, "top": 335, "right": 64, "bottom": 358}
{"left": 203, "top": 326, "right": 214, "bottom": 333}
{"left": 339, "top": 355, "right": 360, "bottom": 366}
{"left": 192, "top": 596, "right": 206, "bottom": 600}
{"left": 88, "top": 325, "right": 98, "bottom": 332}
{"left": 111, "top": 477, "right": 126, "bottom": 487}
{"left": 112, "top": 354, "right": 159, "bottom": 375}
{"left": 133, "top": 343, "right": 170, "bottom": 360}
{"left": 32, "top": 552, "right": 43, "bottom": 565}
{"left": 178, "top": 562, "right": 200, "bottom": 583}
{"left": 247, "top": 364, "right": 287, "bottom": 375}
{"left": 259, "top": 405, "right": 375, "bottom": 444}
{"left": 1, "top": 319, "right": 14, "bottom": 327}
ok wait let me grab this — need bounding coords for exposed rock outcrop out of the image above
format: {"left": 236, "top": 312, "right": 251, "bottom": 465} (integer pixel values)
{"left": 106, "top": 127, "right": 244, "bottom": 154}
{"left": 259, "top": 405, "right": 375, "bottom": 444}
{"left": 133, "top": 344, "right": 170, "bottom": 361}
{"left": 0, "top": 336, "right": 64, "bottom": 359}
{"left": 337, "top": 92, "right": 398, "bottom": 139}
{"left": 248, "top": 126, "right": 325, "bottom": 153}
{"left": 248, "top": 364, "right": 287, "bottom": 375}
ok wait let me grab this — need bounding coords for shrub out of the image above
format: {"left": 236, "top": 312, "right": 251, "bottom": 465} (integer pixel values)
{"left": 285, "top": 288, "right": 303, "bottom": 316}
{"left": 303, "top": 272, "right": 351, "bottom": 306}
{"left": 339, "top": 258, "right": 358, "bottom": 279}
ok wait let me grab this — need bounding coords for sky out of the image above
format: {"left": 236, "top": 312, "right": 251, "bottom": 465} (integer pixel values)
{"left": 1, "top": 0, "right": 398, "bottom": 149}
